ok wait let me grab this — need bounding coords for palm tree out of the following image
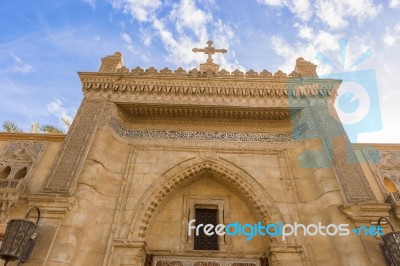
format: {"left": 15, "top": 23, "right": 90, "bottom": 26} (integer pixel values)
{"left": 40, "top": 124, "right": 65, "bottom": 134}
{"left": 2, "top": 121, "right": 23, "bottom": 133}
{"left": 1, "top": 117, "right": 72, "bottom": 134}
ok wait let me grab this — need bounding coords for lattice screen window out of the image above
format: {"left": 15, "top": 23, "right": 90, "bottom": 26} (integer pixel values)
{"left": 194, "top": 208, "right": 219, "bottom": 250}
{"left": 182, "top": 197, "right": 230, "bottom": 251}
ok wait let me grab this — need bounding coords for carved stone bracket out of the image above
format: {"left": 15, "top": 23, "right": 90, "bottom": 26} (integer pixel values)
{"left": 28, "top": 194, "right": 75, "bottom": 220}
{"left": 385, "top": 192, "right": 400, "bottom": 220}
{"left": 267, "top": 245, "right": 305, "bottom": 266}
{"left": 0, "top": 192, "right": 20, "bottom": 223}
{"left": 110, "top": 239, "right": 147, "bottom": 266}
{"left": 341, "top": 203, "right": 391, "bottom": 226}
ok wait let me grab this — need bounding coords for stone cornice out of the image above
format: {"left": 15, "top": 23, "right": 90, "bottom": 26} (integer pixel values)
{"left": 79, "top": 72, "right": 341, "bottom": 100}
{"left": 0, "top": 133, "right": 65, "bottom": 142}
{"left": 119, "top": 104, "right": 292, "bottom": 120}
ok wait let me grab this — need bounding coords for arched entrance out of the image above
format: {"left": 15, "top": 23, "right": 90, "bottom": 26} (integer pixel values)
{"left": 124, "top": 156, "right": 285, "bottom": 266}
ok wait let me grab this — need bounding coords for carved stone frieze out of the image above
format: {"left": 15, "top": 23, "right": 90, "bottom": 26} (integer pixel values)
{"left": 152, "top": 256, "right": 261, "bottom": 266}
{"left": 109, "top": 117, "right": 308, "bottom": 143}
{"left": 80, "top": 74, "right": 339, "bottom": 100}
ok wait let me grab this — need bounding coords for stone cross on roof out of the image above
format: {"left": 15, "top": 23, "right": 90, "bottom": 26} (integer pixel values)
{"left": 192, "top": 40, "right": 227, "bottom": 73}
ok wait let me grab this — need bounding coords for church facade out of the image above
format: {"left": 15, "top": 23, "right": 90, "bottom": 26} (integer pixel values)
{"left": 0, "top": 43, "right": 400, "bottom": 266}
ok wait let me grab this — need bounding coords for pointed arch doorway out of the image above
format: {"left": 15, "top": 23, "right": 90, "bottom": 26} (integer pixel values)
{"left": 134, "top": 156, "right": 280, "bottom": 266}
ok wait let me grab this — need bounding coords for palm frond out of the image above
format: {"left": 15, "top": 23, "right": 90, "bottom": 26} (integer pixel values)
{"left": 2, "top": 120, "right": 23, "bottom": 133}
{"left": 61, "top": 117, "right": 71, "bottom": 129}
{"left": 40, "top": 124, "right": 65, "bottom": 134}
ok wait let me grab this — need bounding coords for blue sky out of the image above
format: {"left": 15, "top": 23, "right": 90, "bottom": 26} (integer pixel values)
{"left": 0, "top": 0, "right": 399, "bottom": 143}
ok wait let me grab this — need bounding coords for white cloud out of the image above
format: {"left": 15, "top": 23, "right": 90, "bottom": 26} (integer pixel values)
{"left": 384, "top": 32, "right": 396, "bottom": 46}
{"left": 258, "top": 0, "right": 382, "bottom": 29}
{"left": 9, "top": 53, "right": 33, "bottom": 74}
{"left": 121, "top": 32, "right": 137, "bottom": 53}
{"left": 289, "top": 0, "right": 312, "bottom": 21}
{"left": 257, "top": 0, "right": 286, "bottom": 7}
{"left": 109, "top": 0, "right": 162, "bottom": 22}
{"left": 83, "top": 0, "right": 96, "bottom": 8}
{"left": 170, "top": 0, "right": 212, "bottom": 41}
{"left": 295, "top": 23, "right": 314, "bottom": 40}
{"left": 383, "top": 23, "right": 400, "bottom": 47}
{"left": 258, "top": 0, "right": 312, "bottom": 21}
{"left": 110, "top": 0, "right": 242, "bottom": 71}
{"left": 47, "top": 98, "right": 76, "bottom": 129}
{"left": 390, "top": 0, "right": 400, "bottom": 8}
{"left": 270, "top": 30, "right": 342, "bottom": 74}
{"left": 315, "top": 0, "right": 382, "bottom": 29}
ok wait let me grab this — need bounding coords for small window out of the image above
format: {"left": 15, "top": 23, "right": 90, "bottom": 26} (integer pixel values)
{"left": 194, "top": 208, "right": 219, "bottom": 250}
{"left": 0, "top": 166, "right": 11, "bottom": 179}
{"left": 384, "top": 177, "right": 398, "bottom": 192}
{"left": 14, "top": 167, "right": 27, "bottom": 180}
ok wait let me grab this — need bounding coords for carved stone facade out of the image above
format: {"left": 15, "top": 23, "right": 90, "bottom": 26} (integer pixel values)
{"left": 0, "top": 50, "right": 398, "bottom": 266}
{"left": 0, "top": 141, "right": 46, "bottom": 222}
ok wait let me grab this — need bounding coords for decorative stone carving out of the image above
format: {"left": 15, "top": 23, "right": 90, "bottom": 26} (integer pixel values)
{"left": 386, "top": 192, "right": 400, "bottom": 220}
{"left": 152, "top": 256, "right": 260, "bottom": 266}
{"left": 109, "top": 117, "right": 308, "bottom": 143}
{"left": 42, "top": 100, "right": 105, "bottom": 193}
{"left": 192, "top": 40, "right": 227, "bottom": 73}
{"left": 99, "top": 52, "right": 123, "bottom": 72}
{"left": 331, "top": 136, "right": 376, "bottom": 202}
{"left": 132, "top": 67, "right": 145, "bottom": 75}
{"left": 292, "top": 57, "right": 318, "bottom": 78}
{"left": 305, "top": 103, "right": 376, "bottom": 203}
{"left": 129, "top": 157, "right": 284, "bottom": 240}
{"left": 0, "top": 141, "right": 46, "bottom": 222}
{"left": 366, "top": 150, "right": 400, "bottom": 219}
{"left": 341, "top": 203, "right": 391, "bottom": 225}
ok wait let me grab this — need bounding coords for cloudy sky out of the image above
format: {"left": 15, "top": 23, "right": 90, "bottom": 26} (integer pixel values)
{"left": 0, "top": 0, "right": 399, "bottom": 143}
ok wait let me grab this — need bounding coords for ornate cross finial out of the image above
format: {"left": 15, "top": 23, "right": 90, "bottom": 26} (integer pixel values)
{"left": 192, "top": 41, "right": 227, "bottom": 73}
{"left": 192, "top": 40, "right": 227, "bottom": 64}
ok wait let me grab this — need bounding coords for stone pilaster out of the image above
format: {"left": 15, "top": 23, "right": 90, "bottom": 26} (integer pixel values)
{"left": 41, "top": 99, "right": 106, "bottom": 194}
{"left": 25, "top": 194, "right": 75, "bottom": 265}
{"left": 309, "top": 101, "right": 377, "bottom": 203}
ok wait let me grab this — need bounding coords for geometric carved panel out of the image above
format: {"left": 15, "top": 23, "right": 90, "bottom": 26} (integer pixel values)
{"left": 153, "top": 256, "right": 261, "bottom": 266}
